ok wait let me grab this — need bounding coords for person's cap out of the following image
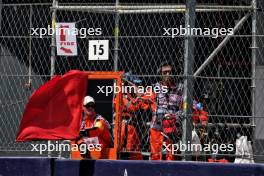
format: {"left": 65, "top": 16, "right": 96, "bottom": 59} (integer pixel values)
{"left": 83, "top": 96, "right": 95, "bottom": 105}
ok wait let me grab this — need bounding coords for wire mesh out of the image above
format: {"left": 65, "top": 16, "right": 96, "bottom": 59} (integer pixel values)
{"left": 0, "top": 0, "right": 264, "bottom": 162}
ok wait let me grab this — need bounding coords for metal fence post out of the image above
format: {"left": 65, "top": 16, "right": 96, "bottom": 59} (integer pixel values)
{"left": 114, "top": 0, "right": 120, "bottom": 71}
{"left": 0, "top": 0, "right": 2, "bottom": 32}
{"left": 251, "top": 0, "right": 257, "bottom": 128}
{"left": 48, "top": 0, "right": 58, "bottom": 158}
{"left": 182, "top": 0, "right": 196, "bottom": 161}
{"left": 251, "top": 0, "right": 257, "bottom": 160}
{"left": 113, "top": 0, "right": 120, "bottom": 159}
{"left": 50, "top": 0, "right": 57, "bottom": 77}
{"left": 28, "top": 4, "right": 32, "bottom": 89}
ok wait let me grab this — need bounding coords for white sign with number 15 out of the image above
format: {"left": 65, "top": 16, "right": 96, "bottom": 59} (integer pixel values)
{"left": 88, "top": 40, "right": 109, "bottom": 60}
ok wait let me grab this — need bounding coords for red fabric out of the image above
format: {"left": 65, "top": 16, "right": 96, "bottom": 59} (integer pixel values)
{"left": 192, "top": 110, "right": 208, "bottom": 125}
{"left": 192, "top": 110, "right": 200, "bottom": 123}
{"left": 16, "top": 70, "right": 88, "bottom": 142}
{"left": 199, "top": 110, "right": 208, "bottom": 122}
{"left": 162, "top": 115, "right": 177, "bottom": 134}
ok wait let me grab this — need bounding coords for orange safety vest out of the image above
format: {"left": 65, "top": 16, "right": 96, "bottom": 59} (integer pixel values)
{"left": 114, "top": 93, "right": 140, "bottom": 118}
{"left": 138, "top": 87, "right": 157, "bottom": 112}
{"left": 78, "top": 115, "right": 112, "bottom": 148}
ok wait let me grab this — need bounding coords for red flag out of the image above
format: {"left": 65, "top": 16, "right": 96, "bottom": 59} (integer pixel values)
{"left": 16, "top": 70, "right": 88, "bottom": 142}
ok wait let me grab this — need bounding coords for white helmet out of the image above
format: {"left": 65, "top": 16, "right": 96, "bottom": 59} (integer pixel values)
{"left": 83, "top": 96, "right": 95, "bottom": 106}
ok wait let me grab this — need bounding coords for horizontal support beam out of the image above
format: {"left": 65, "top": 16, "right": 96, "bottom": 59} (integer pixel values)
{"left": 51, "top": 4, "right": 253, "bottom": 13}
{"left": 145, "top": 122, "right": 255, "bottom": 128}
{"left": 194, "top": 123, "right": 254, "bottom": 128}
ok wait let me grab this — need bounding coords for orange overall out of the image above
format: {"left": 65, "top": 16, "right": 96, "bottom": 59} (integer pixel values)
{"left": 73, "top": 114, "right": 112, "bottom": 159}
{"left": 119, "top": 94, "right": 141, "bottom": 152}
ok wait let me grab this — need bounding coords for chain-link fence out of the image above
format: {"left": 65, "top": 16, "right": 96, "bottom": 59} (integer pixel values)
{"left": 1, "top": 0, "right": 264, "bottom": 162}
